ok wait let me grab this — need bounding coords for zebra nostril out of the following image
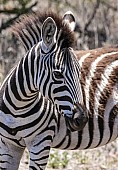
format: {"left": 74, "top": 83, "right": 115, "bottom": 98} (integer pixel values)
{"left": 65, "top": 103, "right": 88, "bottom": 132}
{"left": 73, "top": 103, "right": 86, "bottom": 118}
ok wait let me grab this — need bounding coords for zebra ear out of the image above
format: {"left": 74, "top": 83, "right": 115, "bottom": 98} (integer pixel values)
{"left": 62, "top": 11, "right": 75, "bottom": 31}
{"left": 41, "top": 17, "right": 57, "bottom": 50}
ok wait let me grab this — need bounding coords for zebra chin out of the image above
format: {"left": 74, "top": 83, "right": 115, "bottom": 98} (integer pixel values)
{"left": 64, "top": 103, "right": 89, "bottom": 131}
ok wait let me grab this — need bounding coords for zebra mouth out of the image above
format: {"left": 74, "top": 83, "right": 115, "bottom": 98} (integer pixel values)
{"left": 64, "top": 103, "right": 88, "bottom": 131}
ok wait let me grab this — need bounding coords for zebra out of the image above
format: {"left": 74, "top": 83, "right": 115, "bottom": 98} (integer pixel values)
{"left": 0, "top": 11, "right": 87, "bottom": 170}
{"left": 38, "top": 14, "right": 118, "bottom": 150}
{"left": 12, "top": 11, "right": 88, "bottom": 131}
{"left": 13, "top": 10, "right": 118, "bottom": 148}
{"left": 0, "top": 11, "right": 117, "bottom": 170}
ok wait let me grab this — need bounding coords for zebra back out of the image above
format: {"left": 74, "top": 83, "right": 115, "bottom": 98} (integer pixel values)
{"left": 75, "top": 46, "right": 118, "bottom": 119}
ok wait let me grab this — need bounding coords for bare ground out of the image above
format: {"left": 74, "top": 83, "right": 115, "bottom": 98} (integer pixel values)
{"left": 18, "top": 139, "right": 118, "bottom": 170}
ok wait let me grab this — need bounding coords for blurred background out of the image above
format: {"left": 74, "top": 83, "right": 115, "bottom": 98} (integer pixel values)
{"left": 0, "top": 1, "right": 118, "bottom": 170}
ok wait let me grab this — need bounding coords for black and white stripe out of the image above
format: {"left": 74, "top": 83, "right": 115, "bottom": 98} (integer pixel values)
{"left": 0, "top": 11, "right": 117, "bottom": 170}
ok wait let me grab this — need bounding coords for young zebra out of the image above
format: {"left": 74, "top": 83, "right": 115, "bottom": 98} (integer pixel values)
{"left": 0, "top": 11, "right": 87, "bottom": 170}
{"left": 14, "top": 10, "right": 117, "bottom": 148}
{"left": 0, "top": 11, "right": 117, "bottom": 170}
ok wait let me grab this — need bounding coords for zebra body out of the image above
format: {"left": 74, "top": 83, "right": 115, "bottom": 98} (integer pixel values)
{"left": 0, "top": 11, "right": 118, "bottom": 170}
{"left": 0, "top": 46, "right": 117, "bottom": 170}
{"left": 52, "top": 46, "right": 118, "bottom": 149}
{"left": 53, "top": 47, "right": 118, "bottom": 150}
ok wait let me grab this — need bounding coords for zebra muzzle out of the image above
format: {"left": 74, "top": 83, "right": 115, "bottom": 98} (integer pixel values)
{"left": 64, "top": 103, "right": 88, "bottom": 132}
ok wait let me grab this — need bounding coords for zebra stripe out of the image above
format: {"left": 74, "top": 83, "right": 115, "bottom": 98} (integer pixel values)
{"left": 0, "top": 11, "right": 117, "bottom": 170}
{"left": 0, "top": 47, "right": 117, "bottom": 170}
{"left": 94, "top": 59, "right": 118, "bottom": 116}
{"left": 85, "top": 52, "right": 118, "bottom": 112}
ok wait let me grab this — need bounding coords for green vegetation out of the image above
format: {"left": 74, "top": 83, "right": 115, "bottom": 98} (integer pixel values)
{"left": 48, "top": 150, "right": 69, "bottom": 169}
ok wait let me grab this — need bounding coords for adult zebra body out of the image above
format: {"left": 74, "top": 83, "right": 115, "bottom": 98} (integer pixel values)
{"left": 0, "top": 11, "right": 118, "bottom": 170}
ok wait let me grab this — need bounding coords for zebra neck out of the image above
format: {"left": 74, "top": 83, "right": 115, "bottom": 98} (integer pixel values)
{"left": 15, "top": 51, "right": 39, "bottom": 98}
{"left": 1, "top": 51, "right": 40, "bottom": 114}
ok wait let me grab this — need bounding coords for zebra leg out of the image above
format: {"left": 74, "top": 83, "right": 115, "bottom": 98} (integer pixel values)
{"left": 27, "top": 131, "right": 54, "bottom": 170}
{"left": 0, "top": 137, "right": 25, "bottom": 170}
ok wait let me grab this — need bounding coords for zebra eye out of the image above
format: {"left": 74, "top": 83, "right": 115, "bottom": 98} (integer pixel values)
{"left": 53, "top": 71, "right": 64, "bottom": 79}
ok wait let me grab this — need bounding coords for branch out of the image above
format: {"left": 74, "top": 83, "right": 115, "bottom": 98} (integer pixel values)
{"left": 0, "top": 1, "right": 38, "bottom": 14}
{"left": 0, "top": 1, "right": 38, "bottom": 33}
{"left": 0, "top": 9, "right": 22, "bottom": 14}
{"left": 0, "top": 15, "right": 20, "bottom": 33}
{"left": 101, "top": 1, "right": 117, "bottom": 11}
{"left": 84, "top": 0, "right": 100, "bottom": 31}
{"left": 64, "top": 0, "right": 77, "bottom": 11}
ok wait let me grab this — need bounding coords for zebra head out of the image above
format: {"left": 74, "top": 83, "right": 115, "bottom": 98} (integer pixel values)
{"left": 37, "top": 12, "right": 88, "bottom": 131}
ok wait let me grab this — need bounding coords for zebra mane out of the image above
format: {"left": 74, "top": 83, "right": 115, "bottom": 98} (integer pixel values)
{"left": 12, "top": 11, "right": 75, "bottom": 51}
